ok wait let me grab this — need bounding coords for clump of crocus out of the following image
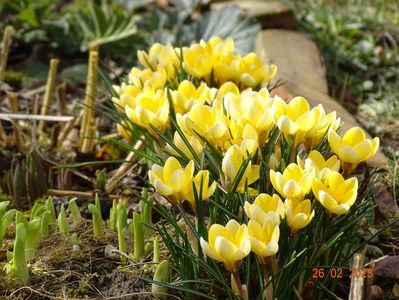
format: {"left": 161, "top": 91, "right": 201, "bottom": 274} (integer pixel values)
{"left": 328, "top": 126, "right": 379, "bottom": 173}
{"left": 148, "top": 157, "right": 194, "bottom": 204}
{"left": 312, "top": 171, "right": 358, "bottom": 215}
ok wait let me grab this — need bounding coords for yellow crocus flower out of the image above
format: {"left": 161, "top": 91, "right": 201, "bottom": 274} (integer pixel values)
{"left": 222, "top": 145, "right": 260, "bottom": 193}
{"left": 137, "top": 43, "right": 180, "bottom": 70}
{"left": 128, "top": 66, "right": 170, "bottom": 90}
{"left": 302, "top": 105, "right": 341, "bottom": 150}
{"left": 165, "top": 131, "right": 204, "bottom": 160}
{"left": 213, "top": 52, "right": 241, "bottom": 85}
{"left": 285, "top": 199, "right": 314, "bottom": 233}
{"left": 328, "top": 127, "right": 379, "bottom": 173}
{"left": 312, "top": 171, "right": 358, "bottom": 215}
{"left": 183, "top": 43, "right": 214, "bottom": 78}
{"left": 176, "top": 103, "right": 229, "bottom": 149}
{"left": 224, "top": 88, "right": 274, "bottom": 145}
{"left": 207, "top": 36, "right": 235, "bottom": 58}
{"left": 237, "top": 53, "right": 277, "bottom": 88}
{"left": 184, "top": 170, "right": 217, "bottom": 207}
{"left": 270, "top": 163, "right": 315, "bottom": 199}
{"left": 273, "top": 96, "right": 316, "bottom": 136}
{"left": 248, "top": 219, "right": 280, "bottom": 259}
{"left": 148, "top": 157, "right": 194, "bottom": 204}
{"left": 171, "top": 80, "right": 216, "bottom": 114}
{"left": 125, "top": 87, "right": 169, "bottom": 134}
{"left": 112, "top": 83, "right": 142, "bottom": 111}
{"left": 297, "top": 150, "right": 340, "bottom": 181}
{"left": 200, "top": 220, "right": 251, "bottom": 272}
{"left": 244, "top": 193, "right": 285, "bottom": 225}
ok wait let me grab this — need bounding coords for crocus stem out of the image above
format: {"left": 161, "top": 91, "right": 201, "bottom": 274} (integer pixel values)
{"left": 262, "top": 259, "right": 273, "bottom": 300}
{"left": 232, "top": 271, "right": 245, "bottom": 299}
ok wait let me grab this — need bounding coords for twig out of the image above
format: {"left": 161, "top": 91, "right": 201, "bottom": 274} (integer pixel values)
{"left": 56, "top": 82, "right": 68, "bottom": 116}
{"left": 21, "top": 85, "right": 46, "bottom": 98}
{"left": 105, "top": 139, "right": 144, "bottom": 194}
{"left": 7, "top": 92, "right": 23, "bottom": 151}
{"left": 0, "top": 113, "right": 73, "bottom": 122}
{"left": 0, "top": 26, "right": 13, "bottom": 82}
{"left": 38, "top": 58, "right": 60, "bottom": 134}
{"left": 393, "top": 157, "right": 397, "bottom": 203}
{"left": 80, "top": 48, "right": 99, "bottom": 153}
{"left": 47, "top": 189, "right": 94, "bottom": 198}
{"left": 348, "top": 253, "right": 365, "bottom": 300}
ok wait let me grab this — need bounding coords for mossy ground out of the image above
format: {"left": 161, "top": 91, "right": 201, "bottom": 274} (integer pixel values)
{"left": 0, "top": 220, "right": 160, "bottom": 299}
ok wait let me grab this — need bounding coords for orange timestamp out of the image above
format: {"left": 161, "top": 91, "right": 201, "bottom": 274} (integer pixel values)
{"left": 311, "top": 267, "right": 374, "bottom": 281}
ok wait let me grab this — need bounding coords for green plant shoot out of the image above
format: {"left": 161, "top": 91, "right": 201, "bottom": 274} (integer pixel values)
{"left": 133, "top": 212, "right": 144, "bottom": 261}
{"left": 57, "top": 204, "right": 69, "bottom": 236}
{"left": 68, "top": 198, "right": 82, "bottom": 224}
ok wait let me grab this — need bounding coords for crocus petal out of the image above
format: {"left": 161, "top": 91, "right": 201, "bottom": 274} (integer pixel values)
{"left": 200, "top": 238, "right": 222, "bottom": 262}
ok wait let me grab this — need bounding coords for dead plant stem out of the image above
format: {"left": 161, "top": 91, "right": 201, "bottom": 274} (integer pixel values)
{"left": 7, "top": 92, "right": 23, "bottom": 151}
{"left": 80, "top": 47, "right": 99, "bottom": 153}
{"left": 0, "top": 26, "right": 13, "bottom": 82}
{"left": 38, "top": 58, "right": 60, "bottom": 134}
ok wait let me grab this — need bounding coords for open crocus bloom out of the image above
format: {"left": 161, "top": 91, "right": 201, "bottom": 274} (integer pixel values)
{"left": 270, "top": 163, "right": 315, "bottom": 199}
{"left": 297, "top": 150, "right": 340, "bottom": 181}
{"left": 148, "top": 157, "right": 194, "bottom": 204}
{"left": 200, "top": 220, "right": 251, "bottom": 272}
{"left": 222, "top": 144, "right": 260, "bottom": 194}
{"left": 285, "top": 199, "right": 314, "bottom": 233}
{"left": 312, "top": 171, "right": 358, "bottom": 215}
{"left": 248, "top": 219, "right": 280, "bottom": 260}
{"left": 184, "top": 170, "right": 217, "bottom": 208}
{"left": 244, "top": 193, "right": 285, "bottom": 225}
{"left": 328, "top": 127, "right": 379, "bottom": 173}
